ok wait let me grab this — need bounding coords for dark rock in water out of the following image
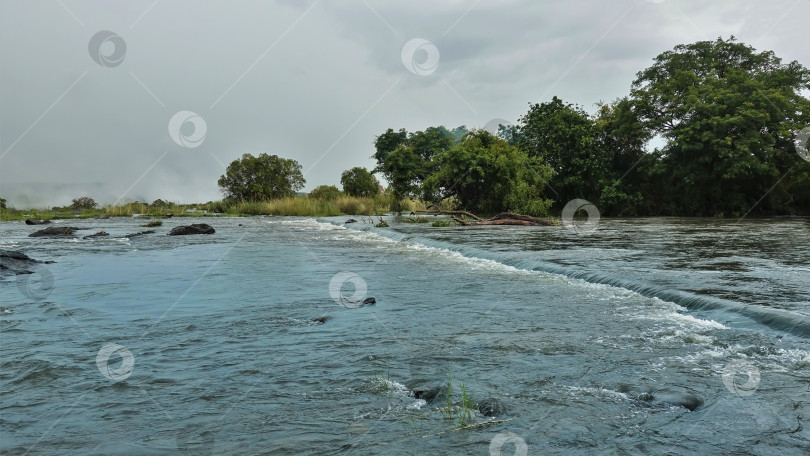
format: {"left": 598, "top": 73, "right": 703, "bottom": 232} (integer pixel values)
{"left": 167, "top": 224, "right": 215, "bottom": 235}
{"left": 83, "top": 231, "right": 109, "bottom": 239}
{"left": 29, "top": 226, "right": 82, "bottom": 237}
{"left": 166, "top": 213, "right": 174, "bottom": 218}
{"left": 344, "top": 219, "right": 357, "bottom": 224}
{"left": 312, "top": 316, "right": 330, "bottom": 324}
{"left": 0, "top": 249, "right": 55, "bottom": 276}
{"left": 25, "top": 219, "right": 51, "bottom": 225}
{"left": 413, "top": 386, "right": 447, "bottom": 403}
{"left": 362, "top": 297, "right": 376, "bottom": 305}
{"left": 641, "top": 392, "right": 703, "bottom": 411}
{"left": 125, "top": 230, "right": 155, "bottom": 238}
{"left": 478, "top": 398, "right": 507, "bottom": 416}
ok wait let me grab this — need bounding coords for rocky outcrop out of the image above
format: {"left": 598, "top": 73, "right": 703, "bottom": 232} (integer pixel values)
{"left": 83, "top": 231, "right": 109, "bottom": 239}
{"left": 29, "top": 226, "right": 82, "bottom": 237}
{"left": 25, "top": 219, "right": 52, "bottom": 225}
{"left": 0, "top": 249, "right": 54, "bottom": 276}
{"left": 167, "top": 224, "right": 215, "bottom": 235}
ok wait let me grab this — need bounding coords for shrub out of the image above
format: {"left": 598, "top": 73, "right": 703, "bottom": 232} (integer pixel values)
{"left": 308, "top": 185, "right": 342, "bottom": 200}
{"left": 71, "top": 196, "right": 98, "bottom": 210}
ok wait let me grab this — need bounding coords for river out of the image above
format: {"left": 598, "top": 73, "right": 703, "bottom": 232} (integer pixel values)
{"left": 1, "top": 215, "right": 809, "bottom": 455}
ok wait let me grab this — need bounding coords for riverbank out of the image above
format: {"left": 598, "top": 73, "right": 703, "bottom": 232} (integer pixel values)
{"left": 0, "top": 195, "right": 428, "bottom": 221}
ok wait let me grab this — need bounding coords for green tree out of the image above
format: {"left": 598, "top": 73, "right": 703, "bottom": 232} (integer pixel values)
{"left": 0, "top": 197, "right": 6, "bottom": 209}
{"left": 423, "top": 130, "right": 553, "bottom": 216}
{"left": 514, "top": 96, "right": 604, "bottom": 206}
{"left": 373, "top": 126, "right": 457, "bottom": 210}
{"left": 593, "top": 98, "right": 652, "bottom": 215}
{"left": 380, "top": 146, "right": 423, "bottom": 211}
{"left": 630, "top": 36, "right": 810, "bottom": 215}
{"left": 340, "top": 167, "right": 380, "bottom": 197}
{"left": 71, "top": 196, "right": 98, "bottom": 210}
{"left": 218, "top": 153, "right": 305, "bottom": 201}
{"left": 372, "top": 128, "right": 408, "bottom": 172}
{"left": 308, "top": 185, "right": 342, "bottom": 200}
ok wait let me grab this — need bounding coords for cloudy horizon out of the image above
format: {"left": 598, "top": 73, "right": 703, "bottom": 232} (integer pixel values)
{"left": 1, "top": 0, "right": 807, "bottom": 208}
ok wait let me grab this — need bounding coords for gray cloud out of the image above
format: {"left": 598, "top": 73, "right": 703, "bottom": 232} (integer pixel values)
{"left": 1, "top": 0, "right": 806, "bottom": 208}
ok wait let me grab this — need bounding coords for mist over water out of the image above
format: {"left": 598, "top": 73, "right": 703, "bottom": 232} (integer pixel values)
{"left": 1, "top": 216, "right": 809, "bottom": 454}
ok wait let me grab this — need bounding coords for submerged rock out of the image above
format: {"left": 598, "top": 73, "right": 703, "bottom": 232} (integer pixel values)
{"left": 125, "top": 230, "right": 155, "bottom": 238}
{"left": 362, "top": 297, "right": 376, "bottom": 305}
{"left": 0, "top": 249, "right": 55, "bottom": 276}
{"left": 29, "top": 226, "right": 82, "bottom": 237}
{"left": 25, "top": 219, "right": 51, "bottom": 225}
{"left": 478, "top": 398, "right": 507, "bottom": 416}
{"left": 412, "top": 386, "right": 447, "bottom": 403}
{"left": 312, "top": 316, "right": 330, "bottom": 324}
{"left": 83, "top": 231, "right": 109, "bottom": 239}
{"left": 167, "top": 224, "right": 215, "bottom": 235}
{"left": 639, "top": 392, "right": 703, "bottom": 411}
{"left": 344, "top": 219, "right": 357, "bottom": 224}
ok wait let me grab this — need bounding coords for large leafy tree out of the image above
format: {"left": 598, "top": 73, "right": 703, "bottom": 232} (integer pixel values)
{"left": 372, "top": 128, "right": 408, "bottom": 172}
{"left": 424, "top": 130, "right": 553, "bottom": 216}
{"left": 514, "top": 96, "right": 605, "bottom": 206}
{"left": 340, "top": 167, "right": 380, "bottom": 198}
{"left": 373, "top": 126, "right": 457, "bottom": 209}
{"left": 593, "top": 98, "right": 653, "bottom": 215}
{"left": 630, "top": 36, "right": 810, "bottom": 215}
{"left": 218, "top": 153, "right": 305, "bottom": 201}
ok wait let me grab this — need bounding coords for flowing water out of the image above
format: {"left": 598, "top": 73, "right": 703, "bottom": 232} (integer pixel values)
{"left": 1, "top": 215, "right": 809, "bottom": 455}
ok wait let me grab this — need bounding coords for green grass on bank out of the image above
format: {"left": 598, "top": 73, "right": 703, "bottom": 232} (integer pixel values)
{"left": 0, "top": 196, "right": 428, "bottom": 221}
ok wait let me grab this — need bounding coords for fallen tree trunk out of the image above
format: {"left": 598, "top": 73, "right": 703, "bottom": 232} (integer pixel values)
{"left": 451, "top": 215, "right": 470, "bottom": 226}
{"left": 487, "top": 212, "right": 555, "bottom": 226}
{"left": 416, "top": 210, "right": 482, "bottom": 221}
{"left": 475, "top": 219, "right": 536, "bottom": 226}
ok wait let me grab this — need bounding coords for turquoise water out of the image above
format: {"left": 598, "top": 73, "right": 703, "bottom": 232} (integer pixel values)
{"left": 1, "top": 216, "right": 809, "bottom": 454}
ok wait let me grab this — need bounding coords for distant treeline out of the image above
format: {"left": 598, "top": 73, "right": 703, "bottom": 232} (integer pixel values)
{"left": 373, "top": 37, "right": 810, "bottom": 217}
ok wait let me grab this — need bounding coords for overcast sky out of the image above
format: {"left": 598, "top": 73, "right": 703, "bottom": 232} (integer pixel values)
{"left": 1, "top": 0, "right": 807, "bottom": 208}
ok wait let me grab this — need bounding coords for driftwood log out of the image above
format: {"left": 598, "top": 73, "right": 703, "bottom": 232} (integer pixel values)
{"left": 416, "top": 210, "right": 482, "bottom": 221}
{"left": 484, "top": 212, "right": 555, "bottom": 226}
{"left": 419, "top": 209, "right": 554, "bottom": 227}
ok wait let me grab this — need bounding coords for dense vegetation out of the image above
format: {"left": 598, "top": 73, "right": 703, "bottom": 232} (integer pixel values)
{"left": 373, "top": 37, "right": 810, "bottom": 217}
{"left": 3, "top": 37, "right": 808, "bottom": 219}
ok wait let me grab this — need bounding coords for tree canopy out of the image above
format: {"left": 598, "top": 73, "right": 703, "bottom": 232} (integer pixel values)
{"left": 218, "top": 153, "right": 305, "bottom": 201}
{"left": 629, "top": 36, "right": 810, "bottom": 215}
{"left": 340, "top": 167, "right": 380, "bottom": 197}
